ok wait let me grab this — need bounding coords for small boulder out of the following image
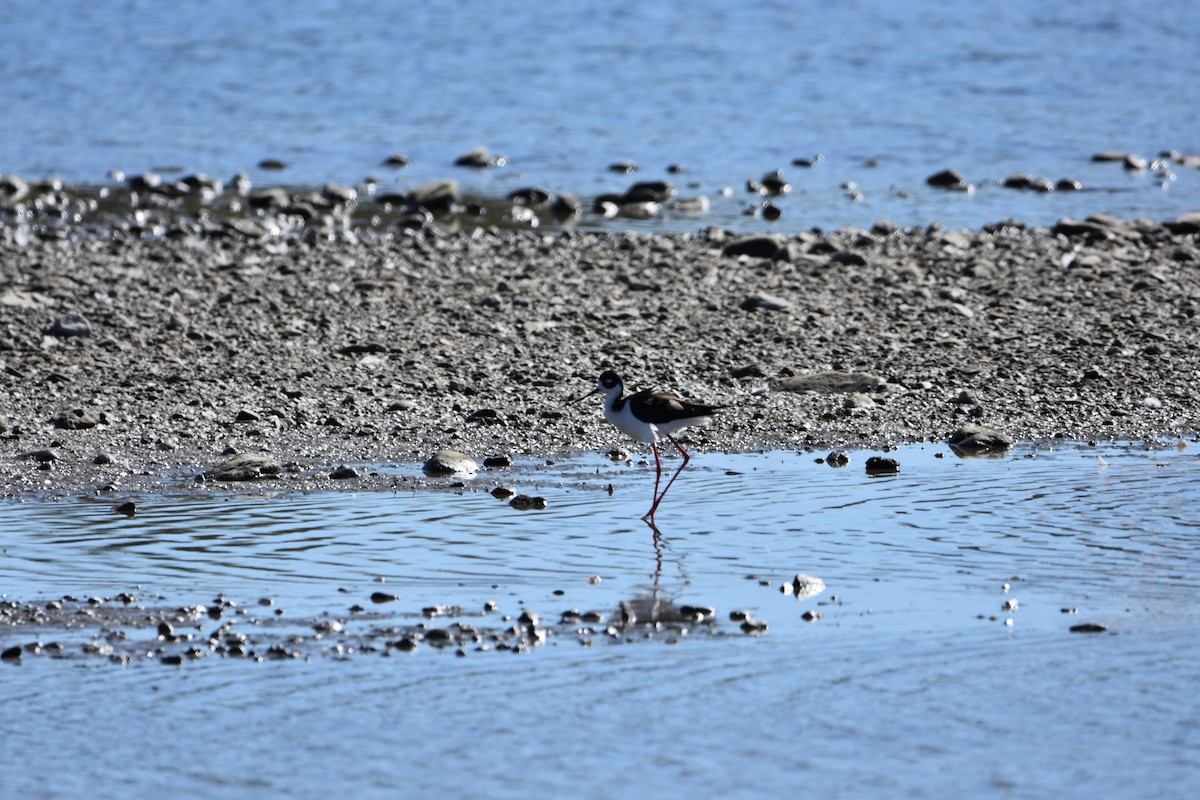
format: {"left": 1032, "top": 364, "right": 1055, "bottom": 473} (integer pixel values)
{"left": 948, "top": 424, "right": 1012, "bottom": 455}
{"left": 46, "top": 312, "right": 92, "bottom": 338}
{"left": 423, "top": 449, "right": 477, "bottom": 476}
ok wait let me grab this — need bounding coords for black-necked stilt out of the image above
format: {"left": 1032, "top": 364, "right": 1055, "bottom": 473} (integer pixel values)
{"left": 577, "top": 370, "right": 722, "bottom": 518}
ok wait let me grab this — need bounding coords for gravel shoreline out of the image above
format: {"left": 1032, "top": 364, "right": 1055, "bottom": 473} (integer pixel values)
{"left": 3, "top": 194, "right": 1199, "bottom": 497}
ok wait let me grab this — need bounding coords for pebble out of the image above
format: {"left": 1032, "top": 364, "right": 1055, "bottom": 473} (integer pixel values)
{"left": 329, "top": 465, "right": 359, "bottom": 480}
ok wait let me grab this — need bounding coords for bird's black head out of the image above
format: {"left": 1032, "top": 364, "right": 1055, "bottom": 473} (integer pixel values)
{"left": 598, "top": 370, "right": 622, "bottom": 390}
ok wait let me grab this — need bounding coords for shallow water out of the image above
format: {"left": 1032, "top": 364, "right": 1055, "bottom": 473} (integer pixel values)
{"left": 3, "top": 443, "right": 1199, "bottom": 798}
{"left": 3, "top": 0, "right": 1198, "bottom": 232}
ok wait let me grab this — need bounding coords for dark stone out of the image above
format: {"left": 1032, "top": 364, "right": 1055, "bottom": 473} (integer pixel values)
{"left": 1055, "top": 179, "right": 1083, "bottom": 191}
{"left": 114, "top": 501, "right": 136, "bottom": 517}
{"left": 1, "top": 645, "right": 21, "bottom": 661}
{"left": 1069, "top": 623, "right": 1108, "bottom": 634}
{"left": 339, "top": 343, "right": 387, "bottom": 355}
{"left": 46, "top": 312, "right": 92, "bottom": 338}
{"left": 509, "top": 494, "right": 548, "bottom": 510}
{"left": 258, "top": 159, "right": 287, "bottom": 170}
{"left": 608, "top": 161, "right": 638, "bottom": 174}
{"left": 247, "top": 187, "right": 290, "bottom": 209}
{"left": 508, "top": 187, "right": 553, "bottom": 206}
{"left": 19, "top": 449, "right": 57, "bottom": 463}
{"left": 329, "top": 465, "right": 359, "bottom": 480}
{"left": 483, "top": 454, "right": 513, "bottom": 468}
{"left": 729, "top": 364, "right": 766, "bottom": 379}
{"left": 722, "top": 235, "right": 783, "bottom": 258}
{"left": 740, "top": 293, "right": 793, "bottom": 312}
{"left": 761, "top": 202, "right": 782, "bottom": 221}
{"left": 491, "top": 485, "right": 516, "bottom": 500}
{"left": 382, "top": 154, "right": 411, "bottom": 167}
{"left": 454, "top": 146, "right": 505, "bottom": 168}
{"left": 948, "top": 424, "right": 1013, "bottom": 455}
{"left": 623, "top": 181, "right": 674, "bottom": 203}
{"left": 406, "top": 179, "right": 461, "bottom": 212}
{"left": 926, "top": 168, "right": 969, "bottom": 190}
{"left": 370, "top": 591, "right": 398, "bottom": 604}
{"left": 865, "top": 456, "right": 900, "bottom": 475}
{"left": 829, "top": 250, "right": 867, "bottom": 266}
{"left": 549, "top": 193, "right": 582, "bottom": 218}
{"left": 825, "top": 450, "right": 850, "bottom": 467}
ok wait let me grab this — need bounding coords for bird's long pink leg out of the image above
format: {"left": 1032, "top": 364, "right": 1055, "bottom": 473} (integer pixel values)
{"left": 644, "top": 443, "right": 664, "bottom": 520}
{"left": 669, "top": 436, "right": 691, "bottom": 465}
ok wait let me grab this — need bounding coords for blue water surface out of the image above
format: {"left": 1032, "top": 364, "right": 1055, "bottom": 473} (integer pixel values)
{"left": 3, "top": 0, "right": 1198, "bottom": 231}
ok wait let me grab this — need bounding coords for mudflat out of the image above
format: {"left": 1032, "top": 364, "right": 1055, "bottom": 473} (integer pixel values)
{"left": 2, "top": 207, "right": 1199, "bottom": 496}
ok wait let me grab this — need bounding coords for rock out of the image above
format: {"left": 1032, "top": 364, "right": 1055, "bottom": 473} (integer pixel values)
{"left": 370, "top": 591, "right": 398, "bottom": 604}
{"left": 1091, "top": 151, "right": 1127, "bottom": 162}
{"left": 423, "top": 449, "right": 477, "bottom": 476}
{"left": 775, "top": 372, "right": 886, "bottom": 394}
{"left": 1164, "top": 211, "right": 1200, "bottom": 235}
{"left": 761, "top": 202, "right": 782, "bottom": 221}
{"left": 1055, "top": 178, "right": 1083, "bottom": 191}
{"left": 382, "top": 153, "right": 411, "bottom": 167}
{"left": 483, "top": 454, "right": 513, "bottom": 468}
{"left": 202, "top": 453, "right": 282, "bottom": 482}
{"left": 508, "top": 186, "right": 553, "bottom": 206}
{"left": 829, "top": 250, "right": 867, "bottom": 266}
{"left": 321, "top": 183, "right": 357, "bottom": 205}
{"left": 19, "top": 449, "right": 57, "bottom": 463}
{"left": 53, "top": 408, "right": 103, "bottom": 429}
{"left": 454, "top": 146, "right": 504, "bottom": 168}
{"left": 247, "top": 187, "right": 290, "bottom": 209}
{"left": 926, "top": 168, "right": 970, "bottom": 190}
{"left": 46, "top": 312, "right": 92, "bottom": 338}
{"left": 548, "top": 193, "right": 582, "bottom": 219}
{"left": 865, "top": 456, "right": 900, "bottom": 475}
{"left": 740, "top": 293, "right": 793, "bottom": 312}
{"left": 948, "top": 424, "right": 1013, "bottom": 454}
{"left": 126, "top": 173, "right": 162, "bottom": 192}
{"left": 1069, "top": 623, "right": 1108, "bottom": 634}
{"left": 825, "top": 450, "right": 850, "bottom": 467}
{"left": 114, "top": 501, "right": 136, "bottom": 517}
{"left": 491, "top": 486, "right": 516, "bottom": 500}
{"left": 258, "top": 159, "right": 286, "bottom": 170}
{"left": 729, "top": 364, "right": 766, "bottom": 379}
{"left": 1001, "top": 173, "right": 1035, "bottom": 190}
{"left": 509, "top": 494, "right": 548, "bottom": 510}
{"left": 406, "top": 179, "right": 461, "bottom": 212}
{"left": 721, "top": 235, "right": 783, "bottom": 258}
{"left": 608, "top": 161, "right": 638, "bottom": 174}
{"left": 329, "top": 465, "right": 358, "bottom": 480}
{"left": 623, "top": 181, "right": 675, "bottom": 203}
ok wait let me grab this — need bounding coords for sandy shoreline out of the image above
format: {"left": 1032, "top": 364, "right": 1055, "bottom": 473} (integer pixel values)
{"left": 2, "top": 197, "right": 1199, "bottom": 497}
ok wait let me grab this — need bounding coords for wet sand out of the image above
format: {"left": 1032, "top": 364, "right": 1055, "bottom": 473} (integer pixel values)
{"left": 2, "top": 187, "right": 1199, "bottom": 497}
